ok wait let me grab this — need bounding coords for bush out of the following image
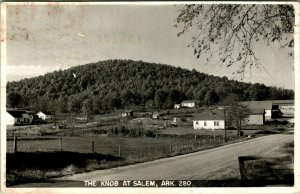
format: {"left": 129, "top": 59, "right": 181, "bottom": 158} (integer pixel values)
{"left": 145, "top": 130, "right": 156, "bottom": 138}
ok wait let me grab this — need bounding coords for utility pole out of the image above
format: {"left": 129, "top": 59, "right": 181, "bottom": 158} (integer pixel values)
{"left": 224, "top": 106, "right": 227, "bottom": 142}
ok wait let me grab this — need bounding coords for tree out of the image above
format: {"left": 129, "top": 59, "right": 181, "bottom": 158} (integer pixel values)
{"left": 7, "top": 92, "right": 24, "bottom": 108}
{"left": 176, "top": 4, "right": 294, "bottom": 75}
{"left": 221, "top": 94, "right": 249, "bottom": 137}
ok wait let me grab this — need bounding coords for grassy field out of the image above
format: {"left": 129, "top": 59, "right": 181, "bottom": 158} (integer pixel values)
{"left": 201, "top": 141, "right": 294, "bottom": 186}
{"left": 6, "top": 134, "right": 244, "bottom": 186}
{"left": 6, "top": 108, "right": 293, "bottom": 186}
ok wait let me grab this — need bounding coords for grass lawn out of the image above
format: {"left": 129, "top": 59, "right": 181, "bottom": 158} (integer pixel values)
{"left": 201, "top": 141, "right": 294, "bottom": 186}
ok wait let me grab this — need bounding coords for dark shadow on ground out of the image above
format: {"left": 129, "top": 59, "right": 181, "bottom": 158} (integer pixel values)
{"left": 6, "top": 151, "right": 122, "bottom": 186}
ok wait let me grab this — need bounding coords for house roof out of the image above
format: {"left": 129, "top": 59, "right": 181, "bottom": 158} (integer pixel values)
{"left": 38, "top": 111, "right": 53, "bottom": 115}
{"left": 240, "top": 101, "right": 273, "bottom": 110}
{"left": 244, "top": 108, "right": 265, "bottom": 115}
{"left": 182, "top": 100, "right": 196, "bottom": 103}
{"left": 193, "top": 109, "right": 224, "bottom": 120}
{"left": 7, "top": 110, "right": 28, "bottom": 118}
{"left": 272, "top": 100, "right": 294, "bottom": 105}
{"left": 123, "top": 110, "right": 133, "bottom": 113}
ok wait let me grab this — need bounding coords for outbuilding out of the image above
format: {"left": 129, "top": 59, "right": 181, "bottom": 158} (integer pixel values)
{"left": 242, "top": 108, "right": 265, "bottom": 126}
{"left": 37, "top": 111, "right": 54, "bottom": 120}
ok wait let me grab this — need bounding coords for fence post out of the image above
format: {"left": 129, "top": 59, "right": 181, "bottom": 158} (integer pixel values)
{"left": 238, "top": 157, "right": 247, "bottom": 180}
{"left": 92, "top": 140, "right": 95, "bottom": 153}
{"left": 13, "top": 136, "right": 18, "bottom": 153}
{"left": 156, "top": 133, "right": 158, "bottom": 139}
{"left": 118, "top": 145, "right": 122, "bottom": 157}
{"left": 140, "top": 148, "right": 143, "bottom": 157}
{"left": 59, "top": 137, "right": 63, "bottom": 152}
{"left": 194, "top": 134, "right": 197, "bottom": 141}
{"left": 170, "top": 143, "right": 172, "bottom": 152}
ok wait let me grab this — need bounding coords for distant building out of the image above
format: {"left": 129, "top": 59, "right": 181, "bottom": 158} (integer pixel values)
{"left": 240, "top": 101, "right": 273, "bottom": 120}
{"left": 122, "top": 110, "right": 133, "bottom": 117}
{"left": 174, "top": 104, "right": 181, "bottom": 109}
{"left": 193, "top": 109, "right": 225, "bottom": 130}
{"left": 240, "top": 100, "right": 294, "bottom": 120}
{"left": 6, "top": 110, "right": 33, "bottom": 126}
{"left": 152, "top": 112, "right": 160, "bottom": 119}
{"left": 272, "top": 100, "right": 294, "bottom": 116}
{"left": 37, "top": 111, "right": 53, "bottom": 120}
{"left": 181, "top": 100, "right": 196, "bottom": 108}
{"left": 242, "top": 108, "right": 265, "bottom": 126}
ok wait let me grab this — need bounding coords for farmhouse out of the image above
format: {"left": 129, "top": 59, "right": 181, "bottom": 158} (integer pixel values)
{"left": 181, "top": 100, "right": 196, "bottom": 108}
{"left": 193, "top": 109, "right": 225, "bottom": 130}
{"left": 6, "top": 110, "right": 33, "bottom": 126}
{"left": 242, "top": 108, "right": 265, "bottom": 126}
{"left": 240, "top": 101, "right": 273, "bottom": 120}
{"left": 37, "top": 111, "right": 53, "bottom": 120}
{"left": 122, "top": 110, "right": 133, "bottom": 117}
{"left": 174, "top": 104, "right": 181, "bottom": 109}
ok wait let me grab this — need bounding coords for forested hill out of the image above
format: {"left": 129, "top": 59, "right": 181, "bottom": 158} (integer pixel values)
{"left": 7, "top": 59, "right": 294, "bottom": 113}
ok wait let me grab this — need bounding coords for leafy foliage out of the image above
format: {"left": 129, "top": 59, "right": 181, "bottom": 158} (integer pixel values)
{"left": 7, "top": 59, "right": 294, "bottom": 113}
{"left": 175, "top": 4, "right": 294, "bottom": 75}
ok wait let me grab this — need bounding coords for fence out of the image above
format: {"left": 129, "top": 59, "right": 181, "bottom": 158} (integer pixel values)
{"left": 7, "top": 135, "right": 231, "bottom": 160}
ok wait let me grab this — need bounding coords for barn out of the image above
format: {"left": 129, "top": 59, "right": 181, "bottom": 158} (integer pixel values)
{"left": 242, "top": 108, "right": 265, "bottom": 126}
{"left": 240, "top": 101, "right": 273, "bottom": 120}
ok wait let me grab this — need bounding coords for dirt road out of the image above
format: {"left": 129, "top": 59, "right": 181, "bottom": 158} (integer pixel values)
{"left": 58, "top": 134, "right": 293, "bottom": 181}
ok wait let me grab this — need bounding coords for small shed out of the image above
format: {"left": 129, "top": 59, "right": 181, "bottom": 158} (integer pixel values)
{"left": 174, "top": 104, "right": 181, "bottom": 109}
{"left": 37, "top": 111, "right": 54, "bottom": 120}
{"left": 152, "top": 112, "right": 160, "bottom": 119}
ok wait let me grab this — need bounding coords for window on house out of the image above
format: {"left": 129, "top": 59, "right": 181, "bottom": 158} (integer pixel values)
{"left": 17, "top": 119, "right": 20, "bottom": 123}
{"left": 214, "top": 121, "right": 219, "bottom": 126}
{"left": 204, "top": 121, "right": 206, "bottom": 126}
{"left": 195, "top": 121, "right": 198, "bottom": 125}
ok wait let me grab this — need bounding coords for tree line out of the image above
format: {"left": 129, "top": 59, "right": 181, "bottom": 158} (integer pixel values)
{"left": 7, "top": 59, "right": 294, "bottom": 114}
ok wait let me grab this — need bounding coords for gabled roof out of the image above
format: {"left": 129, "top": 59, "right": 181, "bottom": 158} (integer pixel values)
{"left": 37, "top": 111, "right": 53, "bottom": 115}
{"left": 123, "top": 110, "right": 133, "bottom": 113}
{"left": 182, "top": 100, "right": 196, "bottom": 103}
{"left": 193, "top": 109, "right": 224, "bottom": 120}
{"left": 7, "top": 110, "right": 28, "bottom": 118}
{"left": 240, "top": 101, "right": 273, "bottom": 110}
{"left": 244, "top": 108, "right": 265, "bottom": 115}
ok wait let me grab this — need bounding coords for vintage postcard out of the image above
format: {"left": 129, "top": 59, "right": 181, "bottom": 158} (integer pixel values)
{"left": 1, "top": 1, "right": 299, "bottom": 194}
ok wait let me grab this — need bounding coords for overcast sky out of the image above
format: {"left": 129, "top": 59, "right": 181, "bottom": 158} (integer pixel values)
{"left": 5, "top": 4, "right": 295, "bottom": 90}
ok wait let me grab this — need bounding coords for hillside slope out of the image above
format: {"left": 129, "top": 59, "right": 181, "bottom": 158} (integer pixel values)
{"left": 7, "top": 59, "right": 294, "bottom": 112}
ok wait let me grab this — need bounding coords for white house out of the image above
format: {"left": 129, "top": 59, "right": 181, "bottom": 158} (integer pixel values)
{"left": 37, "top": 111, "right": 53, "bottom": 120}
{"left": 181, "top": 100, "right": 196, "bottom": 108}
{"left": 122, "top": 110, "right": 133, "bottom": 117}
{"left": 193, "top": 109, "right": 225, "bottom": 130}
{"left": 6, "top": 110, "right": 33, "bottom": 126}
{"left": 174, "top": 104, "right": 181, "bottom": 109}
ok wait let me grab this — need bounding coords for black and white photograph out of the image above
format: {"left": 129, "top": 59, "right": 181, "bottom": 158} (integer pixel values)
{"left": 1, "top": 2, "right": 299, "bottom": 193}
